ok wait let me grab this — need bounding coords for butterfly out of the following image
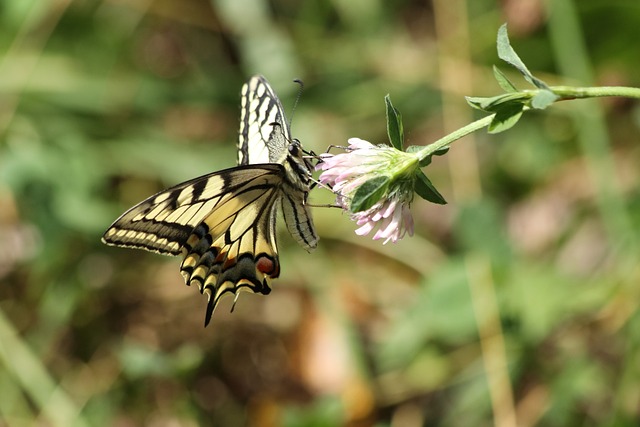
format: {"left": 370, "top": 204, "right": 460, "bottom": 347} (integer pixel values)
{"left": 102, "top": 75, "right": 318, "bottom": 326}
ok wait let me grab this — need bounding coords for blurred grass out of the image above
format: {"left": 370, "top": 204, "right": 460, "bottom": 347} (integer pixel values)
{"left": 2, "top": 0, "right": 640, "bottom": 426}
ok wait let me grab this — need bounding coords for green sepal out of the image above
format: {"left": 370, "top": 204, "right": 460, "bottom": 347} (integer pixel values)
{"left": 350, "top": 176, "right": 390, "bottom": 212}
{"left": 415, "top": 170, "right": 447, "bottom": 205}
{"left": 385, "top": 95, "right": 404, "bottom": 150}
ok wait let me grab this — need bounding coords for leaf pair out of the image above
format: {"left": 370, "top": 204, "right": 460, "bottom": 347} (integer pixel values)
{"left": 466, "top": 24, "right": 559, "bottom": 133}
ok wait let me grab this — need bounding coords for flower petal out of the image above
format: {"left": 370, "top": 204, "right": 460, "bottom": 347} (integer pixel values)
{"left": 348, "top": 137, "right": 375, "bottom": 150}
{"left": 355, "top": 221, "right": 375, "bottom": 236}
{"left": 402, "top": 205, "right": 414, "bottom": 237}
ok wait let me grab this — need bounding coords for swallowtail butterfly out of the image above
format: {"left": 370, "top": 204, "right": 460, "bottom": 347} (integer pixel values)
{"left": 102, "top": 75, "right": 318, "bottom": 325}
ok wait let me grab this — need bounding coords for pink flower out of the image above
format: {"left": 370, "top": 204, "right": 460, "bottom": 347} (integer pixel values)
{"left": 317, "top": 138, "right": 417, "bottom": 244}
{"left": 352, "top": 197, "right": 414, "bottom": 244}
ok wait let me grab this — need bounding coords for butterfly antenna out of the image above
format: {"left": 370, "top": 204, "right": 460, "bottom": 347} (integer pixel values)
{"left": 288, "top": 78, "right": 305, "bottom": 128}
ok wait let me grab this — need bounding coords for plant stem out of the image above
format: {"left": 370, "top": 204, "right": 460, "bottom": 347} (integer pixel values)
{"left": 415, "top": 84, "right": 640, "bottom": 162}
{"left": 417, "top": 115, "right": 494, "bottom": 161}
{"left": 550, "top": 85, "right": 640, "bottom": 100}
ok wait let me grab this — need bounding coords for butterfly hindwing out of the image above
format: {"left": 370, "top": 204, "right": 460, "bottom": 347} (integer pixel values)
{"left": 102, "top": 165, "right": 286, "bottom": 324}
{"left": 280, "top": 191, "right": 317, "bottom": 251}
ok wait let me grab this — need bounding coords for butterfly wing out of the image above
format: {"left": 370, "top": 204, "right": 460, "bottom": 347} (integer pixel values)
{"left": 102, "top": 164, "right": 285, "bottom": 325}
{"left": 238, "top": 75, "right": 318, "bottom": 251}
{"left": 238, "top": 75, "right": 290, "bottom": 165}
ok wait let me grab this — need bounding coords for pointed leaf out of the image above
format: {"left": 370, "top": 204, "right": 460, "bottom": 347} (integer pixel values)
{"left": 466, "top": 95, "right": 510, "bottom": 111}
{"left": 488, "top": 103, "right": 524, "bottom": 134}
{"left": 351, "top": 176, "right": 390, "bottom": 212}
{"left": 466, "top": 93, "right": 530, "bottom": 112}
{"left": 531, "top": 89, "right": 559, "bottom": 109}
{"left": 497, "top": 24, "right": 551, "bottom": 90}
{"left": 493, "top": 65, "right": 518, "bottom": 92}
{"left": 385, "top": 95, "right": 404, "bottom": 150}
{"left": 465, "top": 96, "right": 494, "bottom": 111}
{"left": 407, "top": 145, "right": 450, "bottom": 167}
{"left": 415, "top": 170, "right": 447, "bottom": 205}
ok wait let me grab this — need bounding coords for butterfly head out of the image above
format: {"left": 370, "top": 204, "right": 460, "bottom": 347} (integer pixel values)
{"left": 288, "top": 138, "right": 303, "bottom": 157}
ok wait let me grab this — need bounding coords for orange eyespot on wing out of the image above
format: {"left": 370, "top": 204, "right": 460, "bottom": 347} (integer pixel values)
{"left": 256, "top": 254, "right": 278, "bottom": 276}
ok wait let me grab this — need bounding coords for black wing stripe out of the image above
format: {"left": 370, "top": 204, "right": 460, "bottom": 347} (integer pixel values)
{"left": 283, "top": 192, "right": 315, "bottom": 248}
{"left": 190, "top": 177, "right": 208, "bottom": 202}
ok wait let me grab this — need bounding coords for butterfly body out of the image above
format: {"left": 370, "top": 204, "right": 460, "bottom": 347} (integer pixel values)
{"left": 103, "top": 76, "right": 317, "bottom": 325}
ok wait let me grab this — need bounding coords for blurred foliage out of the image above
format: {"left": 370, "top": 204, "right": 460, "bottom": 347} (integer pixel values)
{"left": 1, "top": 0, "right": 640, "bottom": 426}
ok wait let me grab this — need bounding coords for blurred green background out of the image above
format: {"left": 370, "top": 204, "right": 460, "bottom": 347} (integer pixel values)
{"left": 2, "top": 0, "right": 640, "bottom": 426}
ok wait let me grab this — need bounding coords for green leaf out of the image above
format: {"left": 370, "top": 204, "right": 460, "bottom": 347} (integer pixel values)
{"left": 415, "top": 170, "right": 446, "bottom": 204}
{"left": 385, "top": 95, "right": 404, "bottom": 150}
{"left": 433, "top": 146, "right": 450, "bottom": 156}
{"left": 351, "top": 176, "right": 390, "bottom": 212}
{"left": 488, "top": 103, "right": 524, "bottom": 134}
{"left": 531, "top": 89, "right": 559, "bottom": 109}
{"left": 497, "top": 24, "right": 551, "bottom": 90}
{"left": 465, "top": 93, "right": 529, "bottom": 112}
{"left": 466, "top": 97, "right": 496, "bottom": 111}
{"left": 407, "top": 145, "right": 449, "bottom": 167}
{"left": 466, "top": 95, "right": 507, "bottom": 111}
{"left": 492, "top": 65, "right": 518, "bottom": 92}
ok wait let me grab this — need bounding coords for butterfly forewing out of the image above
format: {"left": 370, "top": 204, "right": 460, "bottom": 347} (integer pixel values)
{"left": 103, "top": 75, "right": 318, "bottom": 326}
{"left": 238, "top": 76, "right": 290, "bottom": 165}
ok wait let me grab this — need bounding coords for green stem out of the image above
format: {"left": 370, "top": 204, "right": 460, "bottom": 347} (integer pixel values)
{"left": 416, "top": 114, "right": 494, "bottom": 161}
{"left": 550, "top": 85, "right": 640, "bottom": 100}
{"left": 415, "top": 84, "right": 640, "bottom": 162}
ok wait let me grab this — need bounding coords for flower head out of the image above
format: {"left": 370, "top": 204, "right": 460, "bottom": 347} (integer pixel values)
{"left": 317, "top": 138, "right": 418, "bottom": 244}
